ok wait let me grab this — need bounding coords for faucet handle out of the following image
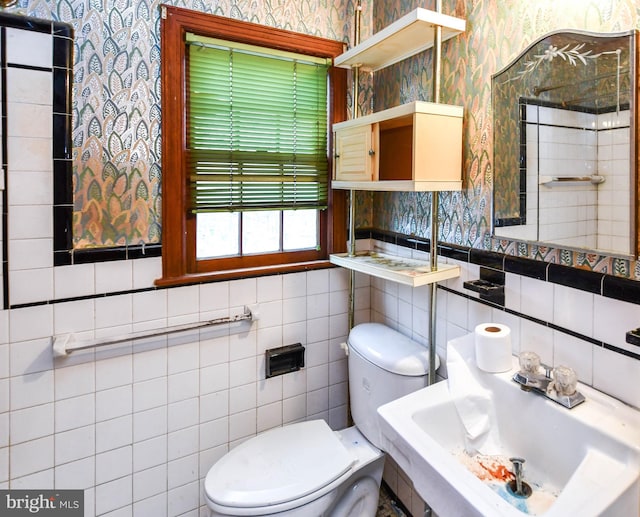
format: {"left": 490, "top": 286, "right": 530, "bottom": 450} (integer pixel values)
{"left": 548, "top": 365, "right": 578, "bottom": 396}
{"left": 518, "top": 351, "right": 541, "bottom": 374}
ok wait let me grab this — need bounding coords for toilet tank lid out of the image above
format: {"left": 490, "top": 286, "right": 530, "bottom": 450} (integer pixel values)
{"left": 204, "top": 420, "right": 354, "bottom": 508}
{"left": 348, "top": 323, "right": 439, "bottom": 376}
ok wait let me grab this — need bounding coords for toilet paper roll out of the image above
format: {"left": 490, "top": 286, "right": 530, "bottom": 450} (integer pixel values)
{"left": 474, "top": 323, "right": 512, "bottom": 373}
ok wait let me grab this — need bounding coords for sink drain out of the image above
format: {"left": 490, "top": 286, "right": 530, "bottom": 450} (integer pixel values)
{"left": 506, "top": 479, "right": 533, "bottom": 498}
{"left": 507, "top": 457, "right": 533, "bottom": 498}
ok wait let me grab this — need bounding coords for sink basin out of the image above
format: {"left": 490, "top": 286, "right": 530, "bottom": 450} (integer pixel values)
{"left": 377, "top": 334, "right": 640, "bottom": 516}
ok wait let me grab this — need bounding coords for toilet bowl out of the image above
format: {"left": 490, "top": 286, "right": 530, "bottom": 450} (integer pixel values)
{"left": 204, "top": 323, "right": 438, "bottom": 516}
{"left": 204, "top": 422, "right": 383, "bottom": 516}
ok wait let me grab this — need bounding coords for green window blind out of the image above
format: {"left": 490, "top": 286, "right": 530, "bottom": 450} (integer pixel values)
{"left": 187, "top": 34, "right": 330, "bottom": 213}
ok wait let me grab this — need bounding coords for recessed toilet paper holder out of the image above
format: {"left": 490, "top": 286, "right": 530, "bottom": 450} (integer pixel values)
{"left": 265, "top": 343, "right": 305, "bottom": 378}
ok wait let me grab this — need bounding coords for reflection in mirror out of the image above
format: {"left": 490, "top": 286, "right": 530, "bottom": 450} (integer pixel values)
{"left": 492, "top": 30, "right": 636, "bottom": 257}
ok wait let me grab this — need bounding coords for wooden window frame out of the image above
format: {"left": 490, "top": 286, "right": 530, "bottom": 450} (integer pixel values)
{"left": 158, "top": 5, "right": 347, "bottom": 286}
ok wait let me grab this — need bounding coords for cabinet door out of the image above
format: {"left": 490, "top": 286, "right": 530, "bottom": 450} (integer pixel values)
{"left": 334, "top": 124, "right": 377, "bottom": 182}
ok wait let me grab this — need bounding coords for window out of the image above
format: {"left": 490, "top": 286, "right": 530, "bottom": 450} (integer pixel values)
{"left": 159, "top": 6, "right": 347, "bottom": 285}
{"left": 188, "top": 35, "right": 329, "bottom": 258}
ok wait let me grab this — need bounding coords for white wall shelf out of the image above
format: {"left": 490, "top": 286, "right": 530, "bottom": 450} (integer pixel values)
{"left": 334, "top": 7, "right": 466, "bottom": 71}
{"left": 330, "top": 251, "right": 460, "bottom": 287}
{"left": 333, "top": 8, "right": 464, "bottom": 289}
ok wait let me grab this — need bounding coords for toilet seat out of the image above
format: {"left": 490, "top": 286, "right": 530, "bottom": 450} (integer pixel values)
{"left": 205, "top": 420, "right": 355, "bottom": 511}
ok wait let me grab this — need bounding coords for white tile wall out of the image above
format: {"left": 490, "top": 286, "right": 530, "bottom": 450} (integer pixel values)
{"left": 6, "top": 28, "right": 52, "bottom": 68}
{"left": 1, "top": 265, "right": 353, "bottom": 515}
{"left": 4, "top": 39, "right": 56, "bottom": 306}
{"left": 369, "top": 247, "right": 640, "bottom": 410}
{"left": 537, "top": 110, "right": 599, "bottom": 248}
{"left": 596, "top": 110, "right": 632, "bottom": 254}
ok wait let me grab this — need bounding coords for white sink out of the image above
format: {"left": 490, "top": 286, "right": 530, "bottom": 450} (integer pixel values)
{"left": 377, "top": 334, "right": 640, "bottom": 516}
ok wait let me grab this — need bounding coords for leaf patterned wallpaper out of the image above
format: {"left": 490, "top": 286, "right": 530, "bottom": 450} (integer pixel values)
{"left": 368, "top": 0, "right": 640, "bottom": 278}
{"left": 16, "top": 0, "right": 640, "bottom": 277}
{"left": 19, "top": 0, "right": 359, "bottom": 248}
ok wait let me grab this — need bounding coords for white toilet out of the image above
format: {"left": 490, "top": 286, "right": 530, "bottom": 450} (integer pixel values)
{"left": 204, "top": 322, "right": 439, "bottom": 516}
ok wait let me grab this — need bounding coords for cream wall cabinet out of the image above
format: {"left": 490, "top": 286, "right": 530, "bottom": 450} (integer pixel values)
{"left": 332, "top": 101, "right": 463, "bottom": 191}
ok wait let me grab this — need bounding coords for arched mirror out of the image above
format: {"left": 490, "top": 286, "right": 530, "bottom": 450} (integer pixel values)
{"left": 492, "top": 30, "right": 637, "bottom": 257}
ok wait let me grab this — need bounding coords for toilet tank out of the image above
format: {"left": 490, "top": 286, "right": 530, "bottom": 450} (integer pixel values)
{"left": 348, "top": 323, "right": 439, "bottom": 449}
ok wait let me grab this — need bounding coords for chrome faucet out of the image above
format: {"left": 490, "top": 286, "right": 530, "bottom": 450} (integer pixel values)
{"left": 512, "top": 351, "right": 585, "bottom": 409}
{"left": 512, "top": 351, "right": 552, "bottom": 391}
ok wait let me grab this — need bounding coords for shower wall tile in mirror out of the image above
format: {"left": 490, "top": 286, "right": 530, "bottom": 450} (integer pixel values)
{"left": 0, "top": 13, "right": 73, "bottom": 309}
{"left": 497, "top": 100, "right": 631, "bottom": 255}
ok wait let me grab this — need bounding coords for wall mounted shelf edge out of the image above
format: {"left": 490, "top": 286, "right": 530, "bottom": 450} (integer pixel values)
{"left": 334, "top": 7, "right": 466, "bottom": 71}
{"left": 331, "top": 179, "right": 462, "bottom": 192}
{"left": 334, "top": 100, "right": 463, "bottom": 126}
{"left": 330, "top": 252, "right": 460, "bottom": 287}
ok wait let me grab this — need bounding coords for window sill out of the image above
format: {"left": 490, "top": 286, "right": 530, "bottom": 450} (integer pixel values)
{"left": 155, "top": 259, "right": 335, "bottom": 287}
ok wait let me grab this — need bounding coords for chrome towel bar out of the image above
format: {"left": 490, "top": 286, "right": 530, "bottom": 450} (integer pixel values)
{"left": 539, "top": 175, "right": 605, "bottom": 186}
{"left": 52, "top": 305, "right": 257, "bottom": 357}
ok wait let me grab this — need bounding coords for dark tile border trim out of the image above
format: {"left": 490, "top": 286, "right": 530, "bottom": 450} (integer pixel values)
{"left": 438, "top": 284, "right": 640, "bottom": 361}
{"left": 52, "top": 243, "right": 163, "bottom": 268}
{"left": 521, "top": 95, "right": 630, "bottom": 116}
{"left": 362, "top": 229, "right": 640, "bottom": 306}
{"left": 547, "top": 263, "right": 604, "bottom": 294}
{"left": 1, "top": 26, "right": 7, "bottom": 309}
{"left": 52, "top": 21, "right": 74, "bottom": 267}
{"left": 10, "top": 285, "right": 158, "bottom": 310}
{"left": 603, "top": 342, "right": 640, "bottom": 360}
{"left": 603, "top": 275, "right": 640, "bottom": 305}
{"left": 0, "top": 11, "right": 52, "bottom": 33}
{"left": 469, "top": 248, "right": 504, "bottom": 270}
{"left": 72, "top": 243, "right": 162, "bottom": 264}
{"left": 504, "top": 255, "right": 547, "bottom": 280}
{"left": 6, "top": 63, "right": 50, "bottom": 72}
{"left": 438, "top": 243, "right": 470, "bottom": 263}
